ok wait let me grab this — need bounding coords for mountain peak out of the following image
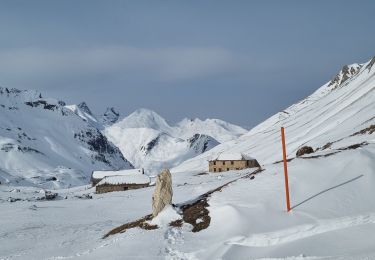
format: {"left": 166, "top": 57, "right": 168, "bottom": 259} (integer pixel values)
{"left": 115, "top": 108, "right": 172, "bottom": 132}
{"left": 365, "top": 56, "right": 375, "bottom": 71}
{"left": 328, "top": 63, "right": 362, "bottom": 90}
{"left": 77, "top": 102, "right": 93, "bottom": 116}
{"left": 101, "top": 107, "right": 120, "bottom": 125}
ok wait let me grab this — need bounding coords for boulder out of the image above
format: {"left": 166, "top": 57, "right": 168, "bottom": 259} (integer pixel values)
{"left": 296, "top": 146, "right": 314, "bottom": 157}
{"left": 152, "top": 169, "right": 173, "bottom": 217}
{"left": 45, "top": 191, "right": 58, "bottom": 200}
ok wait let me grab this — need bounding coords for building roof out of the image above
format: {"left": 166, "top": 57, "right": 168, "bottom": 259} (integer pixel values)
{"left": 92, "top": 168, "right": 143, "bottom": 179}
{"left": 213, "top": 152, "right": 254, "bottom": 161}
{"left": 97, "top": 174, "right": 150, "bottom": 186}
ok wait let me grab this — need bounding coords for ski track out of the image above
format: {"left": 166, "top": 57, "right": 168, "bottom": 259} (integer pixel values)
{"left": 226, "top": 213, "right": 375, "bottom": 247}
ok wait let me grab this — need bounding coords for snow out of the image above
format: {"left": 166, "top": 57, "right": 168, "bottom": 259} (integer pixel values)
{"left": 149, "top": 205, "right": 181, "bottom": 227}
{"left": 92, "top": 168, "right": 144, "bottom": 179}
{"left": 215, "top": 152, "right": 254, "bottom": 161}
{"left": 97, "top": 174, "right": 150, "bottom": 185}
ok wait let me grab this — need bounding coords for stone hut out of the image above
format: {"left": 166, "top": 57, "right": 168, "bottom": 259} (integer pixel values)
{"left": 208, "top": 153, "right": 260, "bottom": 173}
{"left": 95, "top": 173, "right": 150, "bottom": 194}
{"left": 91, "top": 168, "right": 144, "bottom": 186}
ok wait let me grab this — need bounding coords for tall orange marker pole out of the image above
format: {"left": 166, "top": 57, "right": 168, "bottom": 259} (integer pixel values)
{"left": 281, "top": 127, "right": 291, "bottom": 212}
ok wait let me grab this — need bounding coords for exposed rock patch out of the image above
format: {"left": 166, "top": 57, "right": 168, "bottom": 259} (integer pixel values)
{"left": 328, "top": 64, "right": 362, "bottom": 90}
{"left": 296, "top": 146, "right": 314, "bottom": 157}
{"left": 102, "top": 214, "right": 157, "bottom": 238}
{"left": 351, "top": 125, "right": 375, "bottom": 136}
{"left": 338, "top": 142, "right": 368, "bottom": 151}
{"left": 365, "top": 56, "right": 375, "bottom": 71}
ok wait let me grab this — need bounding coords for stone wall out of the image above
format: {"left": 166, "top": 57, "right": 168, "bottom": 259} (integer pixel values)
{"left": 96, "top": 183, "right": 149, "bottom": 194}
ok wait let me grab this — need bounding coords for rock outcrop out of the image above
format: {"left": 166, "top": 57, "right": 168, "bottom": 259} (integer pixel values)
{"left": 152, "top": 169, "right": 173, "bottom": 217}
{"left": 101, "top": 107, "right": 120, "bottom": 125}
{"left": 296, "top": 146, "right": 314, "bottom": 157}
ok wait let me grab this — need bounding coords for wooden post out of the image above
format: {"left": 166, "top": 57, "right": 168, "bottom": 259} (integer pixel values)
{"left": 281, "top": 127, "right": 291, "bottom": 212}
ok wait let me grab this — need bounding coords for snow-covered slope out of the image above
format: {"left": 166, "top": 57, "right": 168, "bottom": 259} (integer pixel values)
{"left": 173, "top": 56, "right": 375, "bottom": 173}
{"left": 175, "top": 117, "right": 247, "bottom": 143}
{"left": 104, "top": 108, "right": 246, "bottom": 173}
{"left": 0, "top": 89, "right": 132, "bottom": 188}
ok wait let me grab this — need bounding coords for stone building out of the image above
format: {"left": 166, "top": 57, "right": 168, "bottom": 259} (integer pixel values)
{"left": 208, "top": 153, "right": 260, "bottom": 173}
{"left": 95, "top": 174, "right": 150, "bottom": 194}
{"left": 91, "top": 168, "right": 144, "bottom": 186}
{"left": 91, "top": 168, "right": 150, "bottom": 194}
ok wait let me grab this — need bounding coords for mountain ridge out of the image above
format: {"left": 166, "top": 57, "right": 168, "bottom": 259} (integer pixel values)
{"left": 104, "top": 108, "right": 246, "bottom": 173}
{"left": 173, "top": 55, "right": 375, "bottom": 173}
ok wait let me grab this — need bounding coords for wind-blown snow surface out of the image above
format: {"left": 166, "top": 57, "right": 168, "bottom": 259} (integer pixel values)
{"left": 1, "top": 56, "right": 375, "bottom": 260}
{"left": 104, "top": 109, "right": 246, "bottom": 173}
{"left": 0, "top": 89, "right": 132, "bottom": 188}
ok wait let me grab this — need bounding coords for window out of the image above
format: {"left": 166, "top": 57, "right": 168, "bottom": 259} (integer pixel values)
{"left": 231, "top": 161, "right": 234, "bottom": 165}
{"left": 219, "top": 168, "right": 222, "bottom": 172}
{"left": 124, "top": 187, "right": 129, "bottom": 191}
{"left": 247, "top": 160, "right": 249, "bottom": 166}
{"left": 227, "top": 168, "right": 229, "bottom": 171}
{"left": 214, "top": 168, "right": 216, "bottom": 172}
{"left": 223, "top": 161, "right": 226, "bottom": 165}
{"left": 213, "top": 161, "right": 216, "bottom": 165}
{"left": 236, "top": 168, "right": 239, "bottom": 170}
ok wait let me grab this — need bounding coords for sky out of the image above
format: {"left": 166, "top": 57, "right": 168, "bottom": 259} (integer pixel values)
{"left": 0, "top": 0, "right": 374, "bottom": 128}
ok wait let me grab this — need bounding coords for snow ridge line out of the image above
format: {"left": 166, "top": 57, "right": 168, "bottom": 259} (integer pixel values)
{"left": 226, "top": 213, "right": 375, "bottom": 247}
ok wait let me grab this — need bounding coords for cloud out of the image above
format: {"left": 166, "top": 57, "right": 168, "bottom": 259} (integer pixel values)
{"left": 0, "top": 46, "right": 240, "bottom": 86}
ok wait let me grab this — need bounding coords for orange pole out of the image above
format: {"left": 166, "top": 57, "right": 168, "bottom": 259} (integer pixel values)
{"left": 281, "top": 127, "right": 291, "bottom": 212}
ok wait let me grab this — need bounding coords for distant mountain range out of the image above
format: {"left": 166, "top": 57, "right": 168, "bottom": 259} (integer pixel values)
{"left": 0, "top": 89, "right": 132, "bottom": 189}
{"left": 2, "top": 54, "right": 374, "bottom": 188}
{"left": 0, "top": 89, "right": 246, "bottom": 187}
{"left": 104, "top": 108, "right": 247, "bottom": 173}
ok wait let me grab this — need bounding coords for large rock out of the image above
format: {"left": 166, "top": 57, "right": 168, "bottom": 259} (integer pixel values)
{"left": 152, "top": 169, "right": 173, "bottom": 217}
{"left": 296, "top": 146, "right": 314, "bottom": 157}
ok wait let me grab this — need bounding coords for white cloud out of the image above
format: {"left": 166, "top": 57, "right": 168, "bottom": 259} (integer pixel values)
{"left": 0, "top": 46, "right": 240, "bottom": 85}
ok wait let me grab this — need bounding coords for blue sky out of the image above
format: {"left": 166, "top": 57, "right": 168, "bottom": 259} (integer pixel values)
{"left": 0, "top": 0, "right": 374, "bottom": 128}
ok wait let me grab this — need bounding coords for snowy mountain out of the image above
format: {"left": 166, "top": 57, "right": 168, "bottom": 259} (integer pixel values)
{"left": 104, "top": 108, "right": 246, "bottom": 173}
{"left": 0, "top": 89, "right": 132, "bottom": 188}
{"left": 173, "top": 55, "right": 375, "bottom": 173}
{"left": 2, "top": 56, "right": 375, "bottom": 260}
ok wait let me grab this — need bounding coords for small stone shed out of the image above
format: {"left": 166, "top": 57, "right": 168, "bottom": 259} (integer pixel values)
{"left": 208, "top": 153, "right": 260, "bottom": 173}
{"left": 91, "top": 168, "right": 144, "bottom": 186}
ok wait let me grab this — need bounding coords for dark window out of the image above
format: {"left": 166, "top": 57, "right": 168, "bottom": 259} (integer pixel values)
{"left": 214, "top": 168, "right": 216, "bottom": 172}
{"left": 219, "top": 168, "right": 222, "bottom": 172}
{"left": 236, "top": 168, "right": 239, "bottom": 170}
{"left": 247, "top": 161, "right": 249, "bottom": 166}
{"left": 227, "top": 168, "right": 229, "bottom": 171}
{"left": 214, "top": 161, "right": 216, "bottom": 165}
{"left": 231, "top": 161, "right": 234, "bottom": 165}
{"left": 124, "top": 187, "right": 129, "bottom": 191}
{"left": 223, "top": 161, "right": 225, "bottom": 165}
